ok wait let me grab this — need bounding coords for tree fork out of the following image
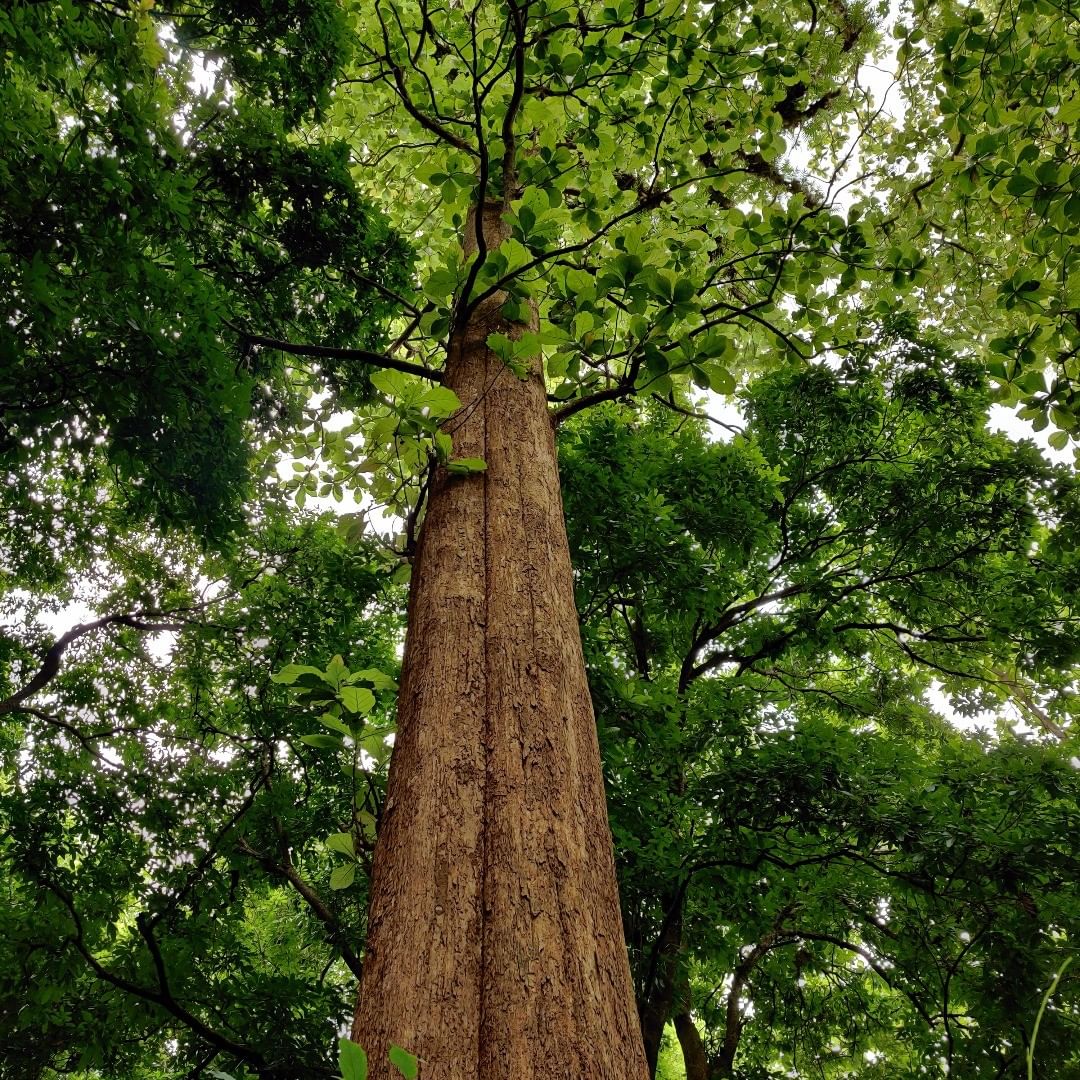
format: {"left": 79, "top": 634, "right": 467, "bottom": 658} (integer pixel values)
{"left": 353, "top": 205, "right": 648, "bottom": 1080}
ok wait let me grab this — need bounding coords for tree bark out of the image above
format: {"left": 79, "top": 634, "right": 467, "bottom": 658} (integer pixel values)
{"left": 353, "top": 204, "right": 648, "bottom": 1080}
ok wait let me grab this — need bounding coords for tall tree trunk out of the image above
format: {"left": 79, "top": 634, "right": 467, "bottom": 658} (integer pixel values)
{"left": 353, "top": 204, "right": 648, "bottom": 1080}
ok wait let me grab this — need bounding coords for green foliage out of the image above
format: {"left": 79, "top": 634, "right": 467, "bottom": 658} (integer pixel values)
{"left": 0, "top": 0, "right": 411, "bottom": 542}
{"left": 2, "top": 1, "right": 1080, "bottom": 1079}
{"left": 339, "top": 1038, "right": 368, "bottom": 1080}
{"left": 560, "top": 331, "right": 1080, "bottom": 1077}
{"left": 0, "top": 511, "right": 403, "bottom": 1077}
{"left": 892, "top": 0, "right": 1080, "bottom": 434}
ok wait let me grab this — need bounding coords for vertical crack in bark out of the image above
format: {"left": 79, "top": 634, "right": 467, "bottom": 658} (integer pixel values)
{"left": 478, "top": 331, "right": 493, "bottom": 1077}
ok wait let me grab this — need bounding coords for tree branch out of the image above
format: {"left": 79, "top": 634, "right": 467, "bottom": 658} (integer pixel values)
{"left": 235, "top": 837, "right": 365, "bottom": 983}
{"left": 373, "top": 0, "right": 479, "bottom": 156}
{"left": 237, "top": 330, "right": 442, "bottom": 382}
{"left": 43, "top": 879, "right": 265, "bottom": 1069}
{"left": 0, "top": 613, "right": 186, "bottom": 718}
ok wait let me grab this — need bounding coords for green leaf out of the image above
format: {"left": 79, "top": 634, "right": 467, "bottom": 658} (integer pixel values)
{"left": 354, "top": 668, "right": 399, "bottom": 691}
{"left": 423, "top": 268, "right": 459, "bottom": 302}
{"left": 702, "top": 364, "right": 736, "bottom": 394}
{"left": 330, "top": 863, "right": 357, "bottom": 890}
{"left": 300, "top": 734, "right": 345, "bottom": 750}
{"left": 326, "top": 832, "right": 356, "bottom": 858}
{"left": 446, "top": 457, "right": 488, "bottom": 475}
{"left": 339, "top": 1039, "right": 368, "bottom": 1080}
{"left": 325, "top": 654, "right": 349, "bottom": 688}
{"left": 414, "top": 386, "right": 462, "bottom": 417}
{"left": 360, "top": 729, "right": 392, "bottom": 764}
{"left": 369, "top": 369, "right": 411, "bottom": 399}
{"left": 317, "top": 712, "right": 354, "bottom": 736}
{"left": 388, "top": 1045, "right": 419, "bottom": 1079}
{"left": 271, "top": 664, "right": 326, "bottom": 685}
{"left": 340, "top": 685, "right": 376, "bottom": 715}
{"left": 672, "top": 277, "right": 696, "bottom": 304}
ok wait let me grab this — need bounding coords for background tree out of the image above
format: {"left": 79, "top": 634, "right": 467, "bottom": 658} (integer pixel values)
{"left": 1, "top": 508, "right": 402, "bottom": 1078}
{"left": 560, "top": 320, "right": 1080, "bottom": 1075}
{"left": 1, "top": 0, "right": 412, "bottom": 548}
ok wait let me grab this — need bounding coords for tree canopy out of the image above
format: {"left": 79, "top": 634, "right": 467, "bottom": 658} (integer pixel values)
{"left": 1, "top": 0, "right": 1079, "bottom": 1078}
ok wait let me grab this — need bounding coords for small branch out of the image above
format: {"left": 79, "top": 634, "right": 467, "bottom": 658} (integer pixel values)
{"left": 237, "top": 330, "right": 442, "bottom": 383}
{"left": 789, "top": 929, "right": 936, "bottom": 1029}
{"left": 738, "top": 150, "right": 823, "bottom": 207}
{"left": 551, "top": 349, "right": 646, "bottom": 425}
{"left": 552, "top": 382, "right": 632, "bottom": 424}
{"left": 713, "top": 905, "right": 797, "bottom": 1075}
{"left": 373, "top": 0, "right": 479, "bottom": 156}
{"left": 43, "top": 880, "right": 264, "bottom": 1068}
{"left": 0, "top": 612, "right": 186, "bottom": 717}
{"left": 499, "top": 0, "right": 528, "bottom": 204}
{"left": 5, "top": 705, "right": 116, "bottom": 760}
{"left": 649, "top": 393, "right": 744, "bottom": 436}
{"left": 235, "top": 838, "right": 365, "bottom": 983}
{"left": 991, "top": 667, "right": 1069, "bottom": 741}
{"left": 465, "top": 168, "right": 742, "bottom": 321}
{"left": 147, "top": 768, "right": 268, "bottom": 932}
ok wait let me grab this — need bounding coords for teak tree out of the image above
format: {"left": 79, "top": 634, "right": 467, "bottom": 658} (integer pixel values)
{"left": 3, "top": 0, "right": 1080, "bottom": 1077}
{"left": 316, "top": 3, "right": 881, "bottom": 1075}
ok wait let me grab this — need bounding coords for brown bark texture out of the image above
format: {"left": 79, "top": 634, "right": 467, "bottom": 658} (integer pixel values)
{"left": 352, "top": 205, "right": 649, "bottom": 1080}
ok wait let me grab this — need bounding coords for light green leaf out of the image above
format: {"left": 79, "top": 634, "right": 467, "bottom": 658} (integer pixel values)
{"left": 325, "top": 654, "right": 349, "bottom": 688}
{"left": 414, "top": 386, "right": 462, "bottom": 417}
{"left": 703, "top": 364, "right": 736, "bottom": 394}
{"left": 339, "top": 1039, "right": 368, "bottom": 1080}
{"left": 271, "top": 664, "right": 325, "bottom": 685}
{"left": 369, "top": 369, "right": 411, "bottom": 398}
{"left": 423, "top": 268, "right": 459, "bottom": 302}
{"left": 360, "top": 730, "right": 392, "bottom": 765}
{"left": 388, "top": 1044, "right": 419, "bottom": 1079}
{"left": 317, "top": 712, "right": 353, "bottom": 736}
{"left": 340, "top": 685, "right": 376, "bottom": 715}
{"left": 446, "top": 457, "right": 487, "bottom": 475}
{"left": 300, "top": 734, "right": 344, "bottom": 750}
{"left": 326, "top": 832, "right": 355, "bottom": 858}
{"left": 354, "top": 668, "right": 399, "bottom": 691}
{"left": 330, "top": 863, "right": 357, "bottom": 891}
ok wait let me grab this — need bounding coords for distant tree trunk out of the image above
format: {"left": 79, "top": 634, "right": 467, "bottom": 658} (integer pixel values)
{"left": 673, "top": 1011, "right": 708, "bottom": 1080}
{"left": 638, "top": 888, "right": 685, "bottom": 1077}
{"left": 352, "top": 204, "right": 649, "bottom": 1080}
